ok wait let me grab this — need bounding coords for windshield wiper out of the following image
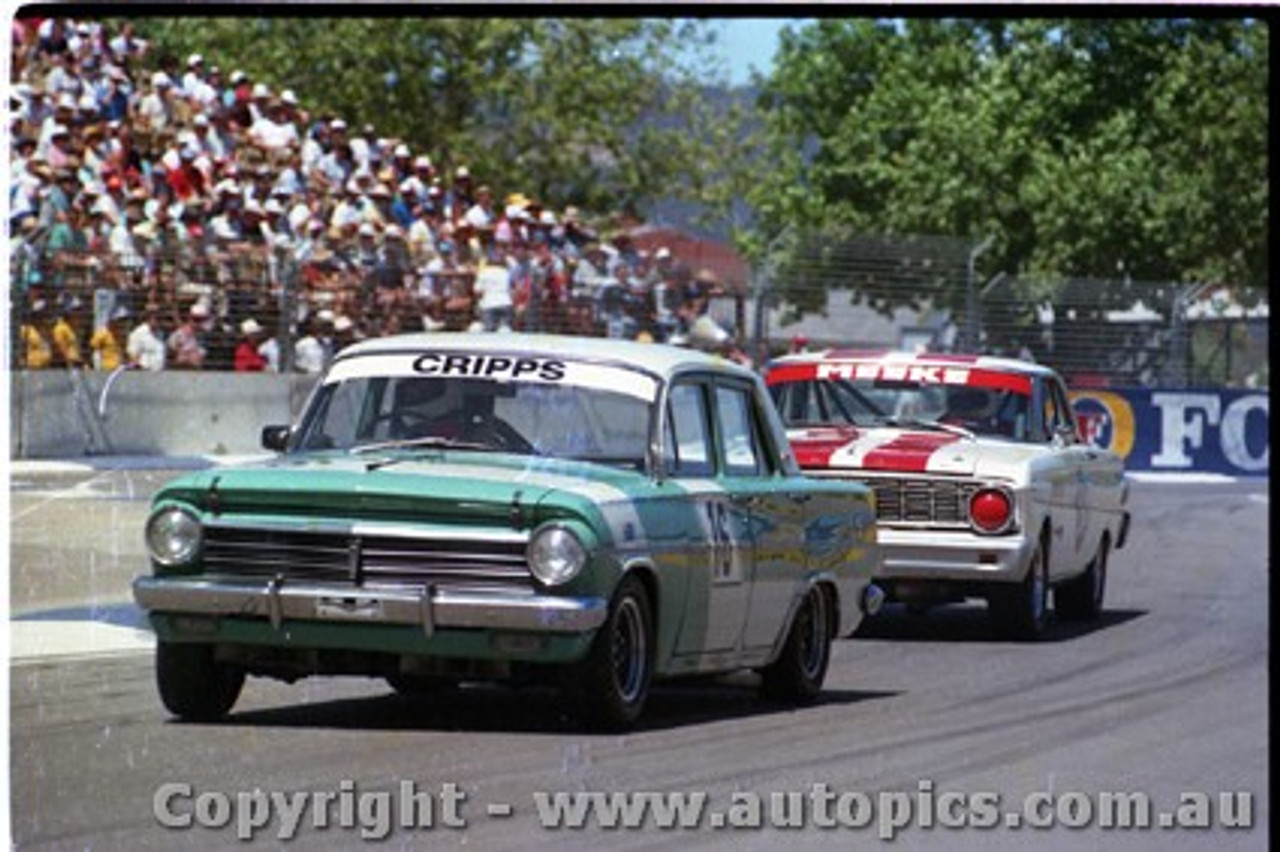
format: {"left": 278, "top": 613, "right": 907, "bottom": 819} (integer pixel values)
{"left": 878, "top": 417, "right": 976, "bottom": 440}
{"left": 350, "top": 436, "right": 500, "bottom": 456}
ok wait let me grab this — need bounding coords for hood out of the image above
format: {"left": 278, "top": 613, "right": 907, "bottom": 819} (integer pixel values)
{"left": 788, "top": 426, "right": 1034, "bottom": 477}
{"left": 156, "top": 452, "right": 649, "bottom": 528}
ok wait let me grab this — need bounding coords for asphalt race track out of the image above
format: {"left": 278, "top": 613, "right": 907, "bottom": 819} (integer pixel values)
{"left": 7, "top": 464, "right": 1269, "bottom": 850}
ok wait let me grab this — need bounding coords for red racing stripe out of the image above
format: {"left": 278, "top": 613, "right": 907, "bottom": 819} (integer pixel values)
{"left": 861, "top": 432, "right": 961, "bottom": 472}
{"left": 788, "top": 427, "right": 858, "bottom": 468}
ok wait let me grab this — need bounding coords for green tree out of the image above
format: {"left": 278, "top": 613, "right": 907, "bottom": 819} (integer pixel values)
{"left": 124, "top": 17, "right": 731, "bottom": 216}
{"left": 748, "top": 17, "right": 1268, "bottom": 315}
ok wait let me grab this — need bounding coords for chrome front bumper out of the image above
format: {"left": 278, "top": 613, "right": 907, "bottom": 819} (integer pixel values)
{"left": 133, "top": 576, "right": 608, "bottom": 636}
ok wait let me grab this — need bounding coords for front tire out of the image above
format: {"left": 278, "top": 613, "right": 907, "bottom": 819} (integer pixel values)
{"left": 385, "top": 674, "right": 456, "bottom": 699}
{"left": 156, "top": 641, "right": 245, "bottom": 721}
{"left": 1056, "top": 538, "right": 1108, "bottom": 621}
{"left": 570, "top": 575, "right": 654, "bottom": 731}
{"left": 989, "top": 537, "right": 1050, "bottom": 641}
{"left": 760, "top": 585, "right": 832, "bottom": 704}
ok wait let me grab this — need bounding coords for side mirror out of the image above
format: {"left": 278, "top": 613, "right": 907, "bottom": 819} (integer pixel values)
{"left": 261, "top": 425, "right": 291, "bottom": 452}
{"left": 1053, "top": 423, "right": 1077, "bottom": 446}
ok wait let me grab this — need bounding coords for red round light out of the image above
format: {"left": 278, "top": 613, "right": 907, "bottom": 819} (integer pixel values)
{"left": 970, "top": 489, "right": 1012, "bottom": 533}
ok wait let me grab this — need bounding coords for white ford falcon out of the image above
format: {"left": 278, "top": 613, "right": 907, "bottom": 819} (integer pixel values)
{"left": 765, "top": 349, "right": 1131, "bottom": 640}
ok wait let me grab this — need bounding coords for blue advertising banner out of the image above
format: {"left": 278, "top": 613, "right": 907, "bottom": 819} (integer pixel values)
{"left": 1070, "top": 388, "right": 1269, "bottom": 476}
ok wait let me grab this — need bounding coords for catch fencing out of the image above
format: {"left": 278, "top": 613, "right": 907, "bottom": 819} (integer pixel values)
{"left": 751, "top": 230, "right": 1268, "bottom": 390}
{"left": 10, "top": 236, "right": 1268, "bottom": 390}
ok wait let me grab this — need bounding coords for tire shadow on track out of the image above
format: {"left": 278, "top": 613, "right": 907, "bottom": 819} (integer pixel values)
{"left": 852, "top": 604, "right": 1147, "bottom": 644}
{"left": 177, "top": 680, "right": 903, "bottom": 735}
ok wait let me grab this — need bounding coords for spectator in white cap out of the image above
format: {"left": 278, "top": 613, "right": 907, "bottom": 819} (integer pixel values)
{"left": 43, "top": 123, "right": 73, "bottom": 169}
{"left": 294, "top": 311, "right": 333, "bottom": 374}
{"left": 248, "top": 82, "right": 273, "bottom": 123}
{"left": 448, "top": 164, "right": 474, "bottom": 220}
{"left": 332, "top": 314, "right": 359, "bottom": 352}
{"left": 224, "top": 68, "right": 251, "bottom": 114}
{"left": 126, "top": 303, "right": 166, "bottom": 372}
{"left": 234, "top": 317, "right": 269, "bottom": 372}
{"left": 167, "top": 300, "right": 212, "bottom": 370}
{"left": 181, "top": 52, "right": 215, "bottom": 106}
{"left": 388, "top": 143, "right": 413, "bottom": 180}
{"left": 137, "top": 71, "right": 174, "bottom": 131}
{"left": 278, "top": 89, "right": 300, "bottom": 122}
{"left": 250, "top": 95, "right": 300, "bottom": 151}
{"left": 315, "top": 128, "right": 355, "bottom": 193}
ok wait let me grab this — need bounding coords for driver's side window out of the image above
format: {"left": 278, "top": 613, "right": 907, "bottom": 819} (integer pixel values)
{"left": 663, "top": 382, "right": 714, "bottom": 478}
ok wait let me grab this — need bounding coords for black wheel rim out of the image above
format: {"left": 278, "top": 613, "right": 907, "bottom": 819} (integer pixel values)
{"left": 799, "top": 590, "right": 828, "bottom": 679}
{"left": 611, "top": 597, "right": 647, "bottom": 704}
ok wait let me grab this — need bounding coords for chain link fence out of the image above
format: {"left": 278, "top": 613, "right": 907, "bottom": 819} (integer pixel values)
{"left": 11, "top": 235, "right": 1267, "bottom": 391}
{"left": 751, "top": 231, "right": 1268, "bottom": 389}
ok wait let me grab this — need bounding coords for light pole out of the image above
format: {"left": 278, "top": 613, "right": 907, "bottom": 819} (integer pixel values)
{"left": 964, "top": 235, "right": 995, "bottom": 352}
{"left": 752, "top": 224, "right": 795, "bottom": 367}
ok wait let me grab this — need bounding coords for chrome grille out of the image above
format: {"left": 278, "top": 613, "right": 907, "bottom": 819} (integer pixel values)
{"left": 865, "top": 477, "right": 981, "bottom": 527}
{"left": 202, "top": 526, "right": 532, "bottom": 588}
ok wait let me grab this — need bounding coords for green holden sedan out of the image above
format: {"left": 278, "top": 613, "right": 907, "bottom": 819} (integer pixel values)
{"left": 133, "top": 333, "right": 882, "bottom": 730}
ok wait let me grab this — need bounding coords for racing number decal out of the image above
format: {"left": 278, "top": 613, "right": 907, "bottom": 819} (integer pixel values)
{"left": 705, "top": 499, "right": 741, "bottom": 583}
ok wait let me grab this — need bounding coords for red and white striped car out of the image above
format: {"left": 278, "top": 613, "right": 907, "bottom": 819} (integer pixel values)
{"left": 765, "top": 350, "right": 1130, "bottom": 640}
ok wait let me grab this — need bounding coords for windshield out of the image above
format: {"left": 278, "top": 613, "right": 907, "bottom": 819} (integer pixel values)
{"left": 770, "top": 376, "right": 1033, "bottom": 441}
{"left": 295, "top": 374, "right": 653, "bottom": 468}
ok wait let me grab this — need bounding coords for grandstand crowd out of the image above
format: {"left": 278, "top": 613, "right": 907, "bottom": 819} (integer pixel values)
{"left": 10, "top": 17, "right": 739, "bottom": 373}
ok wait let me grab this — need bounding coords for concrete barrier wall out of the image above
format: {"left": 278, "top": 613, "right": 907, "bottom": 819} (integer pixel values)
{"left": 9, "top": 371, "right": 1270, "bottom": 476}
{"left": 10, "top": 370, "right": 319, "bottom": 458}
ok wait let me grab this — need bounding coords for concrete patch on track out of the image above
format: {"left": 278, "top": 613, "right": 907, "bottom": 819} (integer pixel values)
{"left": 10, "top": 604, "right": 154, "bottom": 663}
{"left": 10, "top": 621, "right": 154, "bottom": 662}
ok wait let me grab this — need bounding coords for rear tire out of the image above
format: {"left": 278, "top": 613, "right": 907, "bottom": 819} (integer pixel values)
{"left": 989, "top": 537, "right": 1050, "bottom": 641}
{"left": 156, "top": 641, "right": 244, "bottom": 721}
{"left": 570, "top": 575, "right": 654, "bottom": 731}
{"left": 1056, "top": 538, "right": 1108, "bottom": 621}
{"left": 760, "top": 585, "right": 832, "bottom": 704}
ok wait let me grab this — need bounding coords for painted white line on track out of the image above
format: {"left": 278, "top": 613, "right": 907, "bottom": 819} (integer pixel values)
{"left": 7, "top": 460, "right": 95, "bottom": 474}
{"left": 10, "top": 621, "right": 154, "bottom": 662}
{"left": 9, "top": 471, "right": 115, "bottom": 522}
{"left": 1125, "top": 472, "right": 1241, "bottom": 484}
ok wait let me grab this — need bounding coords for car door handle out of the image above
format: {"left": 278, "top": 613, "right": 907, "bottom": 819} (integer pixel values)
{"left": 789, "top": 493, "right": 812, "bottom": 504}
{"left": 731, "top": 494, "right": 762, "bottom": 509}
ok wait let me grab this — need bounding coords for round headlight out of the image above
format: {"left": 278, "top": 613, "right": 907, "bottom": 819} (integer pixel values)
{"left": 527, "top": 526, "right": 587, "bottom": 586}
{"left": 146, "top": 506, "right": 203, "bottom": 566}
